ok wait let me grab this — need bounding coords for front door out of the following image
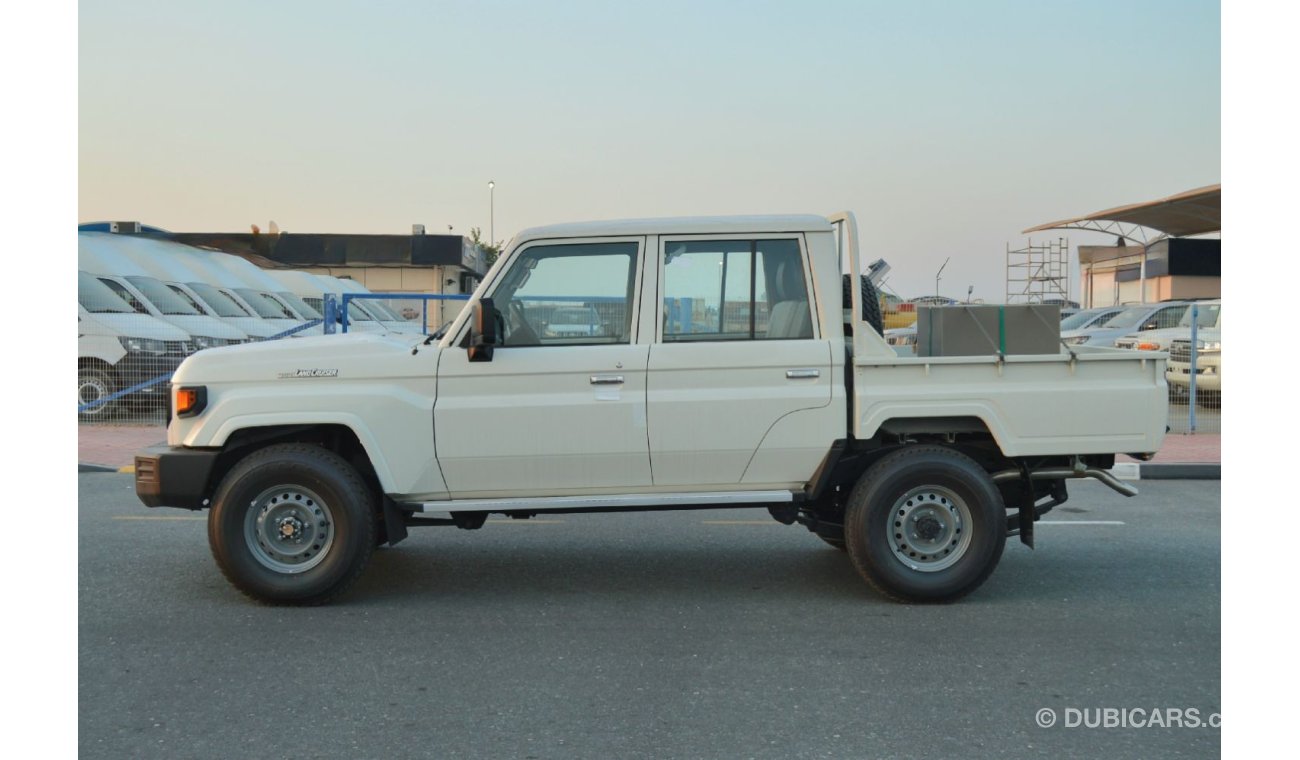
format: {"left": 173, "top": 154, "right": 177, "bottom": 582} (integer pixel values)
{"left": 434, "top": 238, "right": 652, "bottom": 497}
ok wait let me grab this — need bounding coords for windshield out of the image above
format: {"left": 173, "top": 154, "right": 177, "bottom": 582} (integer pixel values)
{"left": 1179, "top": 303, "right": 1220, "bottom": 328}
{"left": 166, "top": 285, "right": 208, "bottom": 314}
{"left": 276, "top": 291, "right": 322, "bottom": 319}
{"left": 1061, "top": 308, "right": 1116, "bottom": 330}
{"left": 1096, "top": 306, "right": 1151, "bottom": 330}
{"left": 300, "top": 295, "right": 372, "bottom": 321}
{"left": 126, "top": 276, "right": 200, "bottom": 315}
{"left": 79, "top": 272, "right": 134, "bottom": 313}
{"left": 233, "top": 288, "right": 293, "bottom": 319}
{"left": 187, "top": 282, "right": 251, "bottom": 317}
{"left": 365, "top": 300, "right": 404, "bottom": 321}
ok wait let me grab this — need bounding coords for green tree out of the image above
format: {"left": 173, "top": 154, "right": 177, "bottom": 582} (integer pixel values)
{"left": 468, "top": 226, "right": 505, "bottom": 268}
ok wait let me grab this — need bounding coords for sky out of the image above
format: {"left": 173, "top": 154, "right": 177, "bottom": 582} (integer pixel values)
{"left": 79, "top": 0, "right": 1220, "bottom": 300}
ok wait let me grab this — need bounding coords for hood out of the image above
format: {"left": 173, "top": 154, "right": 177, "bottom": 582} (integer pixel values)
{"left": 162, "top": 314, "right": 249, "bottom": 341}
{"left": 84, "top": 311, "right": 191, "bottom": 341}
{"left": 172, "top": 331, "right": 431, "bottom": 385}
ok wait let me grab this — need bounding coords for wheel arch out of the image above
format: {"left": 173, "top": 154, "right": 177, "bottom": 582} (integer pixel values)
{"left": 205, "top": 423, "right": 388, "bottom": 506}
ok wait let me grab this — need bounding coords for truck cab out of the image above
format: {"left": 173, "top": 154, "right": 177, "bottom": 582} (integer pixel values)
{"left": 135, "top": 213, "right": 1166, "bottom": 606}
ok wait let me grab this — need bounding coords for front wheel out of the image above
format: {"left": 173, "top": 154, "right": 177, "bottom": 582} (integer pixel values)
{"left": 78, "top": 368, "right": 116, "bottom": 419}
{"left": 208, "top": 443, "right": 377, "bottom": 605}
{"left": 844, "top": 446, "right": 1006, "bottom": 603}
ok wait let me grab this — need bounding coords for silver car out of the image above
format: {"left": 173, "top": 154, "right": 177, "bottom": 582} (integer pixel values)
{"left": 1061, "top": 302, "right": 1189, "bottom": 347}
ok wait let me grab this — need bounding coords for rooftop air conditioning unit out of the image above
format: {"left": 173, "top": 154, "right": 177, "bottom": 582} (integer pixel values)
{"left": 109, "top": 221, "right": 141, "bottom": 234}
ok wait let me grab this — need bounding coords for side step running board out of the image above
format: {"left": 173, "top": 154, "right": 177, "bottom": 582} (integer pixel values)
{"left": 413, "top": 490, "right": 797, "bottom": 514}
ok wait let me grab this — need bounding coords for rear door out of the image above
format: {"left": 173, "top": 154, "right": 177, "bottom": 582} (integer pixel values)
{"left": 646, "top": 235, "right": 836, "bottom": 489}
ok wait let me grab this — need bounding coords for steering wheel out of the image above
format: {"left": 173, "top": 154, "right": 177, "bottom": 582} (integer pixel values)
{"left": 504, "top": 300, "right": 539, "bottom": 346}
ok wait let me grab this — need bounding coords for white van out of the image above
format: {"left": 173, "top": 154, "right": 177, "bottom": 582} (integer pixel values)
{"left": 95, "top": 235, "right": 287, "bottom": 340}
{"left": 266, "top": 270, "right": 386, "bottom": 333}
{"left": 193, "top": 249, "right": 328, "bottom": 334}
{"left": 78, "top": 271, "right": 192, "bottom": 418}
{"left": 162, "top": 247, "right": 315, "bottom": 337}
{"left": 79, "top": 233, "right": 250, "bottom": 349}
{"left": 330, "top": 277, "right": 423, "bottom": 334}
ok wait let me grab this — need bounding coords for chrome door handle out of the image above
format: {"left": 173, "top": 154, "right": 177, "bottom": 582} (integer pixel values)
{"left": 785, "top": 369, "right": 820, "bottom": 379}
{"left": 590, "top": 375, "right": 625, "bottom": 385}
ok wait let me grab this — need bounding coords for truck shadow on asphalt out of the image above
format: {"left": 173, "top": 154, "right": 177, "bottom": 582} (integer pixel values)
{"left": 327, "top": 538, "right": 1207, "bottom": 608}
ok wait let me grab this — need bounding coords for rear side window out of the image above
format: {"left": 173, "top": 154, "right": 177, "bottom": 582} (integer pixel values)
{"left": 662, "top": 239, "right": 812, "bottom": 341}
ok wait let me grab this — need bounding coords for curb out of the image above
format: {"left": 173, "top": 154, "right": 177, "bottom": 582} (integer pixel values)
{"left": 79, "top": 463, "right": 135, "bottom": 474}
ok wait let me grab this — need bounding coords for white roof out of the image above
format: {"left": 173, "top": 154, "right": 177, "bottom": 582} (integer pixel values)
{"left": 513, "top": 214, "right": 833, "bottom": 242}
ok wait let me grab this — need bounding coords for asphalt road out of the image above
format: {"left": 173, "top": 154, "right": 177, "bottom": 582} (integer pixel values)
{"left": 80, "top": 475, "right": 1220, "bottom": 759}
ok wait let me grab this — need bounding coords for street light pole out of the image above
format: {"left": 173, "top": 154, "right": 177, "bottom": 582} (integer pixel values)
{"left": 488, "top": 180, "right": 495, "bottom": 245}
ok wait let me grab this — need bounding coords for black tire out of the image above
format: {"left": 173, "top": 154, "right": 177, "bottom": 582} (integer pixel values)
{"left": 78, "top": 367, "right": 117, "bottom": 420}
{"left": 208, "top": 443, "right": 377, "bottom": 605}
{"left": 842, "top": 274, "right": 885, "bottom": 336}
{"left": 843, "top": 446, "right": 1006, "bottom": 603}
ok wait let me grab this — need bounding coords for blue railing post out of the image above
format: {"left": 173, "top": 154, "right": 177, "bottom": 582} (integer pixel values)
{"left": 340, "top": 294, "right": 352, "bottom": 333}
{"left": 1188, "top": 304, "right": 1199, "bottom": 434}
{"left": 322, "top": 293, "right": 338, "bottom": 334}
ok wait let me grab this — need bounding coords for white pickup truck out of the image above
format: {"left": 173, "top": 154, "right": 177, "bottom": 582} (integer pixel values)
{"left": 134, "top": 213, "right": 1166, "bottom": 605}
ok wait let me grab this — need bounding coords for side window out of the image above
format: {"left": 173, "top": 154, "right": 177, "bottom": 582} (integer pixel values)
{"left": 491, "top": 242, "right": 639, "bottom": 347}
{"left": 663, "top": 239, "right": 812, "bottom": 341}
{"left": 99, "top": 278, "right": 147, "bottom": 314}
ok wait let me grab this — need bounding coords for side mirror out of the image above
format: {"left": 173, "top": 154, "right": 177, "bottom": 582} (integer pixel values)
{"left": 468, "top": 298, "right": 498, "bottom": 362}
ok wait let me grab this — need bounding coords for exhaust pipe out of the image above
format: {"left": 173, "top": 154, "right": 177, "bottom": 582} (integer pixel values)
{"left": 991, "top": 457, "right": 1138, "bottom": 498}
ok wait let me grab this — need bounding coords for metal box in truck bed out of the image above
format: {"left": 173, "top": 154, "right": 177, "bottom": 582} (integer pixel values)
{"left": 916, "top": 304, "right": 1060, "bottom": 357}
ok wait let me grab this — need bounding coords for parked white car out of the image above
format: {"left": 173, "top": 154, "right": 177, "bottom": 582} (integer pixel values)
{"left": 1166, "top": 328, "right": 1220, "bottom": 405}
{"left": 1113, "top": 300, "right": 1220, "bottom": 352}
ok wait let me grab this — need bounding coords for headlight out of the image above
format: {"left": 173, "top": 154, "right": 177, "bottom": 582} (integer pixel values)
{"left": 1064, "top": 335, "right": 1090, "bottom": 345}
{"left": 1196, "top": 340, "right": 1221, "bottom": 352}
{"left": 119, "top": 336, "right": 167, "bottom": 354}
{"left": 192, "top": 335, "right": 238, "bottom": 350}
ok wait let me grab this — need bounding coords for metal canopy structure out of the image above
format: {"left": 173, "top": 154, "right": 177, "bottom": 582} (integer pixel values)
{"left": 1023, "top": 184, "right": 1220, "bottom": 244}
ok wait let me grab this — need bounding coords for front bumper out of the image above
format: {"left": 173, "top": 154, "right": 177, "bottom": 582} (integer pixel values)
{"left": 134, "top": 444, "right": 221, "bottom": 510}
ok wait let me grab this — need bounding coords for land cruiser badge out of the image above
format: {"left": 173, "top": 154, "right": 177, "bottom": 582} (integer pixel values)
{"left": 279, "top": 368, "right": 339, "bottom": 378}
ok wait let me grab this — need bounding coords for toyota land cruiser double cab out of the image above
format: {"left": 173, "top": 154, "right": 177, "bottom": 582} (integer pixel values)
{"left": 135, "top": 213, "right": 1166, "bottom": 605}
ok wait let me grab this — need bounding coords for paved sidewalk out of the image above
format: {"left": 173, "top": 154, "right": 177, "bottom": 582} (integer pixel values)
{"left": 79, "top": 425, "right": 1222, "bottom": 471}
{"left": 1121, "top": 433, "right": 1220, "bottom": 464}
{"left": 78, "top": 425, "right": 165, "bottom": 470}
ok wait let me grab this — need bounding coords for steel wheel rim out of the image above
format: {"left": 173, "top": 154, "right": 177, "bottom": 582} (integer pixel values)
{"left": 79, "top": 374, "right": 110, "bottom": 412}
{"left": 244, "top": 485, "right": 335, "bottom": 574}
{"left": 886, "top": 485, "right": 973, "bottom": 573}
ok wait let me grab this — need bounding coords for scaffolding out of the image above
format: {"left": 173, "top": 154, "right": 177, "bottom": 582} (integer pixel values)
{"left": 1006, "top": 238, "right": 1070, "bottom": 304}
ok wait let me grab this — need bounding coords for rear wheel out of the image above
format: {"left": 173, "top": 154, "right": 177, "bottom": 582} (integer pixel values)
{"left": 208, "top": 443, "right": 377, "bottom": 605}
{"left": 844, "top": 446, "right": 1006, "bottom": 603}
